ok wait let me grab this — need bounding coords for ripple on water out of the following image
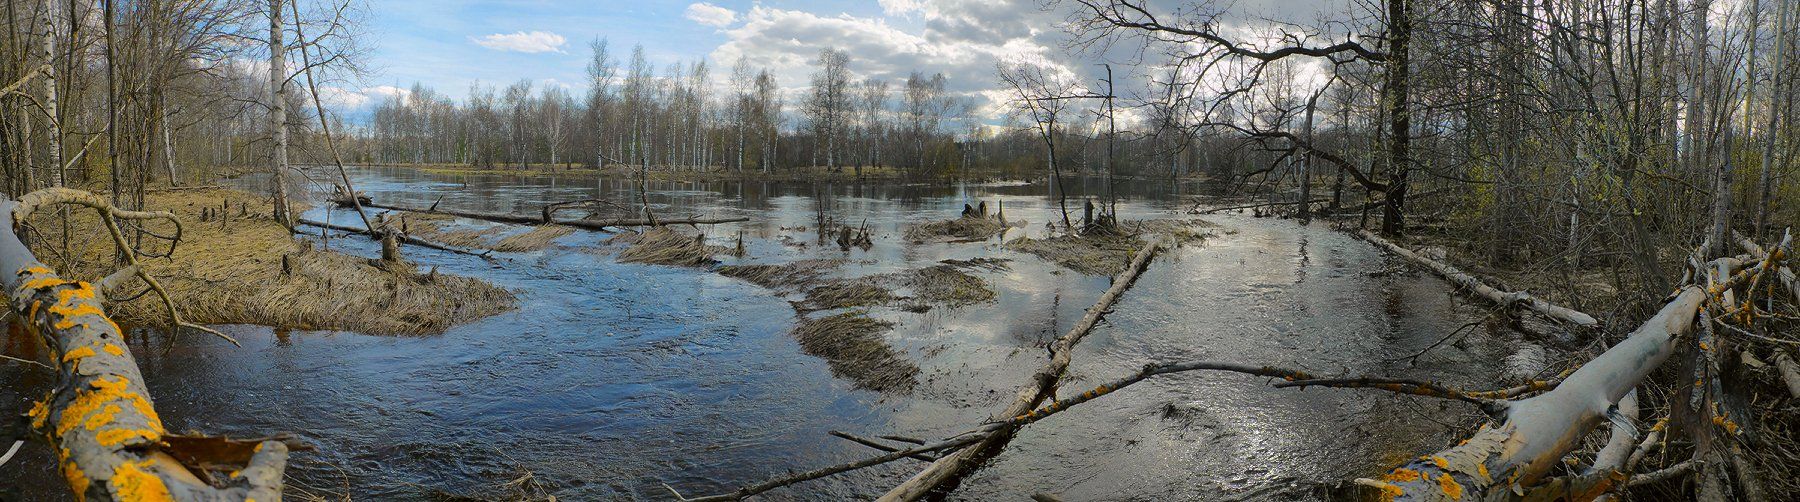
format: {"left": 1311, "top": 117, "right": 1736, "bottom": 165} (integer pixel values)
{"left": 0, "top": 169, "right": 1503, "bottom": 501}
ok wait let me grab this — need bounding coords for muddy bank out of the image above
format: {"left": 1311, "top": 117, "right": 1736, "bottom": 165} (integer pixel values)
{"left": 28, "top": 187, "right": 515, "bottom": 336}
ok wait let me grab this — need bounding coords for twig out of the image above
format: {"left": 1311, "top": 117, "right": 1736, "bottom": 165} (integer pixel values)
{"left": 674, "top": 357, "right": 1501, "bottom": 501}
{"left": 828, "top": 431, "right": 939, "bottom": 462}
{"left": 0, "top": 354, "right": 51, "bottom": 370}
{"left": 1626, "top": 460, "right": 1695, "bottom": 488}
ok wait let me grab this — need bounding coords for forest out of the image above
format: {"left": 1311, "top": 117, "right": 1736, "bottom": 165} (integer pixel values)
{"left": 2, "top": 0, "right": 1799, "bottom": 501}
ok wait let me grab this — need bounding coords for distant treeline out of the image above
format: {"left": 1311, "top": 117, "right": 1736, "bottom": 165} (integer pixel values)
{"left": 347, "top": 40, "right": 1266, "bottom": 179}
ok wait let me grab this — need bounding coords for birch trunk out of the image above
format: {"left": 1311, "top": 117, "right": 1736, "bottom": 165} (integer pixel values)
{"left": 40, "top": 0, "right": 62, "bottom": 187}
{"left": 1756, "top": 0, "right": 1794, "bottom": 240}
{"left": 267, "top": 0, "right": 292, "bottom": 228}
{"left": 159, "top": 93, "right": 178, "bottom": 187}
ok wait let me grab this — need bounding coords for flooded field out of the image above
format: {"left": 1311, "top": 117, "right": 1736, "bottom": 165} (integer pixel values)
{"left": 3, "top": 167, "right": 1512, "bottom": 500}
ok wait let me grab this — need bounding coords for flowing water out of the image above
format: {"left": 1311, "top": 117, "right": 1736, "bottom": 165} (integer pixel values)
{"left": 2, "top": 167, "right": 1513, "bottom": 500}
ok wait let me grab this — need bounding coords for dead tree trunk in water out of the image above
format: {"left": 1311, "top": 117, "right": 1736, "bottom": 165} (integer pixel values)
{"left": 0, "top": 195, "right": 289, "bottom": 501}
{"left": 878, "top": 241, "right": 1161, "bottom": 501}
{"left": 1357, "top": 230, "right": 1600, "bottom": 329}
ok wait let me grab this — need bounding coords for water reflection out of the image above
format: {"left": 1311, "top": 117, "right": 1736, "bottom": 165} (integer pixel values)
{"left": 1, "top": 167, "right": 1503, "bottom": 501}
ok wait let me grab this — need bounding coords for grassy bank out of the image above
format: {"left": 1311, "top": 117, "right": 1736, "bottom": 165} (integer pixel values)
{"left": 29, "top": 187, "right": 516, "bottom": 336}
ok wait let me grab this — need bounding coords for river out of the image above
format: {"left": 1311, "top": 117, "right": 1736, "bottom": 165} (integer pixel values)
{"left": 2, "top": 166, "right": 1513, "bottom": 500}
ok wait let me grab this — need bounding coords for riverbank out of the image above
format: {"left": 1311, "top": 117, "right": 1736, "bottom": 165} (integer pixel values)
{"left": 26, "top": 187, "right": 516, "bottom": 336}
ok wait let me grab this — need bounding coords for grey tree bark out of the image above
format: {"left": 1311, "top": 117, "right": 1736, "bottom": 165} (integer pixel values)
{"left": 267, "top": 0, "right": 292, "bottom": 228}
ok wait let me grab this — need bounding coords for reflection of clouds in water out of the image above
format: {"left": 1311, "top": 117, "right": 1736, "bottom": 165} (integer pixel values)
{"left": 1, "top": 167, "right": 1504, "bottom": 500}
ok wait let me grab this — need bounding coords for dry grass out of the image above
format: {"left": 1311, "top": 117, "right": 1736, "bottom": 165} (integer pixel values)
{"left": 904, "top": 265, "right": 995, "bottom": 307}
{"left": 30, "top": 187, "right": 516, "bottom": 336}
{"left": 903, "top": 216, "right": 1008, "bottom": 243}
{"left": 791, "top": 312, "right": 916, "bottom": 393}
{"left": 1006, "top": 233, "right": 1145, "bottom": 276}
{"left": 716, "top": 259, "right": 845, "bottom": 291}
{"left": 607, "top": 228, "right": 726, "bottom": 266}
{"left": 401, "top": 213, "right": 491, "bottom": 250}
{"left": 801, "top": 281, "right": 896, "bottom": 311}
{"left": 492, "top": 225, "right": 575, "bottom": 252}
{"left": 1006, "top": 218, "right": 1213, "bottom": 276}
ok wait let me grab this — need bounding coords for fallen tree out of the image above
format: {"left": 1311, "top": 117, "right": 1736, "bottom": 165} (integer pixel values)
{"left": 297, "top": 218, "right": 495, "bottom": 260}
{"left": 2, "top": 190, "right": 291, "bottom": 501}
{"left": 1356, "top": 229, "right": 1600, "bottom": 330}
{"left": 344, "top": 197, "right": 749, "bottom": 231}
{"left": 1362, "top": 230, "right": 1792, "bottom": 501}
{"left": 666, "top": 224, "right": 1796, "bottom": 501}
{"left": 877, "top": 240, "right": 1161, "bottom": 501}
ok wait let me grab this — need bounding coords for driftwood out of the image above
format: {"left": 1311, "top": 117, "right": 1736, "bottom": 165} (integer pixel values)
{"left": 1194, "top": 197, "right": 1329, "bottom": 214}
{"left": 877, "top": 241, "right": 1161, "bottom": 501}
{"left": 143, "top": 185, "right": 224, "bottom": 193}
{"left": 566, "top": 216, "right": 750, "bottom": 230}
{"left": 1, "top": 194, "right": 289, "bottom": 501}
{"left": 1356, "top": 229, "right": 1601, "bottom": 329}
{"left": 354, "top": 200, "right": 543, "bottom": 225}
{"left": 296, "top": 218, "right": 494, "bottom": 260}
{"left": 828, "top": 431, "right": 939, "bottom": 462}
{"left": 346, "top": 198, "right": 748, "bottom": 231}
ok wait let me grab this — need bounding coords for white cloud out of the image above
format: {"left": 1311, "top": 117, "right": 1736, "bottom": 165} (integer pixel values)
{"left": 709, "top": 4, "right": 1067, "bottom": 120}
{"left": 317, "top": 85, "right": 410, "bottom": 110}
{"left": 684, "top": 3, "right": 738, "bottom": 27}
{"left": 877, "top": 0, "right": 927, "bottom": 16}
{"left": 471, "top": 31, "right": 568, "bottom": 54}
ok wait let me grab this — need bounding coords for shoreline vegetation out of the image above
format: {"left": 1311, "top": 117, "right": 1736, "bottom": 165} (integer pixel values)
{"left": 29, "top": 187, "right": 516, "bottom": 336}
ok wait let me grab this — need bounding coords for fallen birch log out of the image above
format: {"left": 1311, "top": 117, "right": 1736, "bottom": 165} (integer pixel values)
{"left": 297, "top": 218, "right": 495, "bottom": 260}
{"left": 356, "top": 200, "right": 543, "bottom": 225}
{"left": 1356, "top": 229, "right": 1600, "bottom": 329}
{"left": 1361, "top": 286, "right": 1704, "bottom": 500}
{"left": 1, "top": 196, "right": 289, "bottom": 501}
{"left": 349, "top": 199, "right": 748, "bottom": 230}
{"left": 564, "top": 216, "right": 749, "bottom": 229}
{"left": 143, "top": 185, "right": 225, "bottom": 193}
{"left": 1194, "top": 198, "right": 1329, "bottom": 214}
{"left": 1366, "top": 232, "right": 1788, "bottom": 500}
{"left": 877, "top": 241, "right": 1161, "bottom": 501}
{"left": 1777, "top": 351, "right": 1800, "bottom": 398}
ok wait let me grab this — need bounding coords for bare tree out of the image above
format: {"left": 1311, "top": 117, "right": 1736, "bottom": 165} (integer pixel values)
{"left": 998, "top": 57, "right": 1082, "bottom": 228}
{"left": 806, "top": 48, "right": 852, "bottom": 172}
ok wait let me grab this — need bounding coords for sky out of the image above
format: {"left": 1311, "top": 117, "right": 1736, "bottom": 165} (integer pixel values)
{"left": 330, "top": 0, "right": 1347, "bottom": 123}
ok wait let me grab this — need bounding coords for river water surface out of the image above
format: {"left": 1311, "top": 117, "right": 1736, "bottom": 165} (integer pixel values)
{"left": 2, "top": 167, "right": 1513, "bottom": 500}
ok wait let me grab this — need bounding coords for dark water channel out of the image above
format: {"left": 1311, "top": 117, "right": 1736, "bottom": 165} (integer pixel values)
{"left": 3, "top": 167, "right": 1513, "bottom": 500}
